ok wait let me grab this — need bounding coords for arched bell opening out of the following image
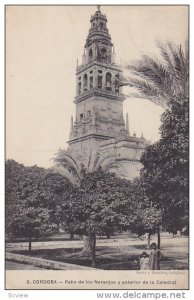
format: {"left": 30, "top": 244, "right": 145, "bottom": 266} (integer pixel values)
{"left": 115, "top": 74, "right": 120, "bottom": 93}
{"left": 98, "top": 75, "right": 103, "bottom": 89}
{"left": 83, "top": 74, "right": 88, "bottom": 91}
{"left": 101, "top": 47, "right": 107, "bottom": 63}
{"left": 78, "top": 81, "right": 81, "bottom": 95}
{"left": 99, "top": 22, "right": 104, "bottom": 29}
{"left": 89, "top": 76, "right": 93, "bottom": 89}
{"left": 88, "top": 48, "right": 93, "bottom": 63}
{"left": 106, "top": 72, "right": 112, "bottom": 90}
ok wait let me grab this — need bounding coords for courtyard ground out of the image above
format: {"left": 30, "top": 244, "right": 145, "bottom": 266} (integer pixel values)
{"left": 6, "top": 233, "right": 189, "bottom": 270}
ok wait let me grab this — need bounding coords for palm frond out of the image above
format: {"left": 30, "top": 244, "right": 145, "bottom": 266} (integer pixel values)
{"left": 51, "top": 164, "right": 80, "bottom": 187}
{"left": 54, "top": 149, "right": 80, "bottom": 173}
{"left": 127, "top": 55, "right": 171, "bottom": 89}
{"left": 92, "top": 153, "right": 117, "bottom": 172}
{"left": 88, "top": 150, "right": 101, "bottom": 172}
{"left": 125, "top": 41, "right": 188, "bottom": 108}
{"left": 53, "top": 149, "right": 82, "bottom": 185}
{"left": 128, "top": 77, "right": 169, "bottom": 108}
{"left": 157, "top": 41, "right": 176, "bottom": 75}
{"left": 158, "top": 41, "right": 188, "bottom": 96}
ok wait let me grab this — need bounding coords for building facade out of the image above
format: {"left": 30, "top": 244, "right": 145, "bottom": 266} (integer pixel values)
{"left": 66, "top": 7, "right": 149, "bottom": 180}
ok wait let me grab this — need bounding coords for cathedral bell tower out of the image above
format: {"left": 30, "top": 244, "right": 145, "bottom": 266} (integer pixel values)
{"left": 68, "top": 6, "right": 129, "bottom": 166}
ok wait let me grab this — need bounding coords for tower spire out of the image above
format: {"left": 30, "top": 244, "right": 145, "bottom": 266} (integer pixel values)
{"left": 85, "top": 7, "right": 112, "bottom": 50}
{"left": 97, "top": 5, "right": 101, "bottom": 11}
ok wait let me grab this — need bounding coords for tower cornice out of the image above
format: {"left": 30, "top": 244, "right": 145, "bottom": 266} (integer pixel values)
{"left": 76, "top": 60, "right": 122, "bottom": 74}
{"left": 74, "top": 87, "right": 125, "bottom": 104}
{"left": 68, "top": 133, "right": 115, "bottom": 145}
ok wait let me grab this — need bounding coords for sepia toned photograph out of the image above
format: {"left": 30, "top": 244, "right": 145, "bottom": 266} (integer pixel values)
{"left": 5, "top": 5, "right": 189, "bottom": 290}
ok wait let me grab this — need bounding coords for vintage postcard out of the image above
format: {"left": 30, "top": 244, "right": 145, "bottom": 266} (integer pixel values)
{"left": 5, "top": 5, "right": 189, "bottom": 290}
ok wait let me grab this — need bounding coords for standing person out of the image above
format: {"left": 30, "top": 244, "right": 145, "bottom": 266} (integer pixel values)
{"left": 140, "top": 252, "right": 150, "bottom": 270}
{"left": 149, "top": 242, "right": 160, "bottom": 270}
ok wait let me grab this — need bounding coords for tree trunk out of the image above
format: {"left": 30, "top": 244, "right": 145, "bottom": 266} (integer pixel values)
{"left": 106, "top": 232, "right": 111, "bottom": 239}
{"left": 157, "top": 230, "right": 161, "bottom": 249}
{"left": 82, "top": 234, "right": 96, "bottom": 266}
{"left": 29, "top": 234, "right": 32, "bottom": 253}
{"left": 82, "top": 235, "right": 92, "bottom": 255}
{"left": 91, "top": 234, "right": 96, "bottom": 267}
{"left": 147, "top": 233, "right": 151, "bottom": 249}
{"left": 70, "top": 232, "right": 74, "bottom": 240}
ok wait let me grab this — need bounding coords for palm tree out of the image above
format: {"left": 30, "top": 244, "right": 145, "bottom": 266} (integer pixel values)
{"left": 123, "top": 41, "right": 189, "bottom": 243}
{"left": 52, "top": 147, "right": 123, "bottom": 187}
{"left": 52, "top": 148, "right": 82, "bottom": 186}
{"left": 121, "top": 41, "right": 189, "bottom": 109}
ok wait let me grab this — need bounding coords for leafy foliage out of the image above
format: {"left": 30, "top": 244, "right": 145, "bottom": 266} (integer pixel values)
{"left": 76, "top": 169, "right": 134, "bottom": 237}
{"left": 5, "top": 160, "right": 63, "bottom": 249}
{"left": 129, "top": 178, "right": 163, "bottom": 238}
{"left": 127, "top": 41, "right": 189, "bottom": 235}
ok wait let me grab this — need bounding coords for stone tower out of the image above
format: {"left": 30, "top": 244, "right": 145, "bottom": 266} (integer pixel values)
{"left": 66, "top": 6, "right": 149, "bottom": 180}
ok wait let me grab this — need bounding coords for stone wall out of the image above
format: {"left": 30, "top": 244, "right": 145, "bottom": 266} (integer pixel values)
{"left": 6, "top": 252, "right": 97, "bottom": 270}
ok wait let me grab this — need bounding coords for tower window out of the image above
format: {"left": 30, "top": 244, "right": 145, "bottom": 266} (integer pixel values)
{"left": 93, "top": 22, "right": 95, "bottom": 27}
{"left": 89, "top": 48, "right": 93, "bottom": 63}
{"left": 106, "top": 72, "right": 112, "bottom": 90}
{"left": 100, "top": 22, "right": 103, "bottom": 28}
{"left": 78, "top": 82, "right": 81, "bottom": 94}
{"left": 80, "top": 113, "right": 83, "bottom": 121}
{"left": 87, "top": 110, "right": 91, "bottom": 117}
{"left": 83, "top": 74, "right": 88, "bottom": 91}
{"left": 97, "top": 47, "right": 107, "bottom": 62}
{"left": 89, "top": 76, "right": 93, "bottom": 89}
{"left": 98, "top": 70, "right": 102, "bottom": 73}
{"left": 98, "top": 75, "right": 102, "bottom": 88}
{"left": 115, "top": 85, "right": 119, "bottom": 93}
{"left": 115, "top": 74, "right": 120, "bottom": 93}
{"left": 101, "top": 48, "right": 107, "bottom": 62}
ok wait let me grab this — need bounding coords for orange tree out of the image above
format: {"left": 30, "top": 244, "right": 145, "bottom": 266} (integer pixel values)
{"left": 5, "top": 160, "right": 59, "bottom": 251}
{"left": 56, "top": 168, "right": 136, "bottom": 267}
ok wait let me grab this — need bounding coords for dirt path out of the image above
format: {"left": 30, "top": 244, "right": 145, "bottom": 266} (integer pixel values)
{"left": 6, "top": 236, "right": 188, "bottom": 252}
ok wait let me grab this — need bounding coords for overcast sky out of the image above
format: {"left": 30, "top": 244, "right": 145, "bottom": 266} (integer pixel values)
{"left": 6, "top": 5, "right": 188, "bottom": 168}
